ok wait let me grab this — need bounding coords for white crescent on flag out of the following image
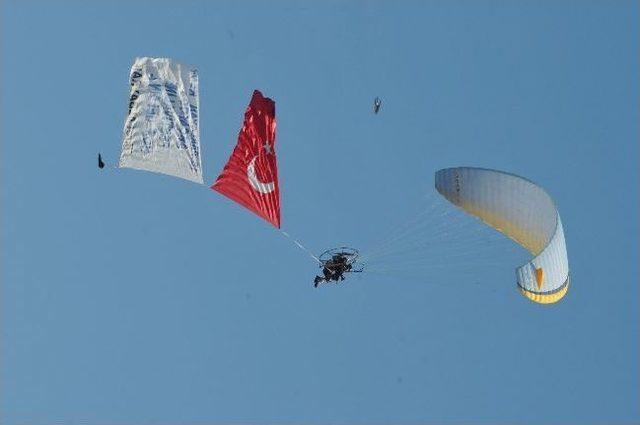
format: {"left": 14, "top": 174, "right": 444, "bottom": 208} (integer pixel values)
{"left": 247, "top": 156, "right": 275, "bottom": 194}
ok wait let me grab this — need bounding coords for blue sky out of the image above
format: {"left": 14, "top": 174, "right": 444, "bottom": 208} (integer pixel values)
{"left": 2, "top": 1, "right": 638, "bottom": 424}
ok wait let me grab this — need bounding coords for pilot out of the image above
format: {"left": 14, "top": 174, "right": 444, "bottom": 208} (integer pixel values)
{"left": 314, "top": 254, "right": 350, "bottom": 286}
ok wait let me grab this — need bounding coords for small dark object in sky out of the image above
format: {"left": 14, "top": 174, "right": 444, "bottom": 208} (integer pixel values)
{"left": 314, "top": 253, "right": 352, "bottom": 286}
{"left": 314, "top": 248, "right": 362, "bottom": 287}
{"left": 98, "top": 153, "right": 105, "bottom": 169}
{"left": 373, "top": 97, "right": 382, "bottom": 114}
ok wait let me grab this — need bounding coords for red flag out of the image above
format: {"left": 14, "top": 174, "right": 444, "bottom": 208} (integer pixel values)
{"left": 212, "top": 90, "right": 281, "bottom": 228}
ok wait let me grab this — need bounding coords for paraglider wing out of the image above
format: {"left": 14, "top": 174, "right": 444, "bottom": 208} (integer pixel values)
{"left": 119, "top": 57, "right": 203, "bottom": 183}
{"left": 435, "top": 167, "right": 569, "bottom": 304}
{"left": 212, "top": 90, "right": 280, "bottom": 228}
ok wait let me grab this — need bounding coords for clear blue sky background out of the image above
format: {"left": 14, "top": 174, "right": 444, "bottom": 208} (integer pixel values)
{"left": 2, "top": 1, "right": 638, "bottom": 424}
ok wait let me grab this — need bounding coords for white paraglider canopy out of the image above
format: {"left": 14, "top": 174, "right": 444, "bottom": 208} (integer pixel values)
{"left": 435, "top": 167, "right": 569, "bottom": 304}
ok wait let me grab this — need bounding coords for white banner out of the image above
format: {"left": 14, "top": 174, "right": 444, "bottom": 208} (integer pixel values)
{"left": 119, "top": 57, "right": 203, "bottom": 184}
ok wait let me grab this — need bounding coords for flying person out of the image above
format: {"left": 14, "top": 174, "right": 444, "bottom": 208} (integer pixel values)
{"left": 373, "top": 97, "right": 382, "bottom": 114}
{"left": 314, "top": 253, "right": 354, "bottom": 287}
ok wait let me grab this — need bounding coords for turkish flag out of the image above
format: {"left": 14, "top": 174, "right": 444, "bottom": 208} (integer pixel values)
{"left": 212, "top": 90, "right": 280, "bottom": 228}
